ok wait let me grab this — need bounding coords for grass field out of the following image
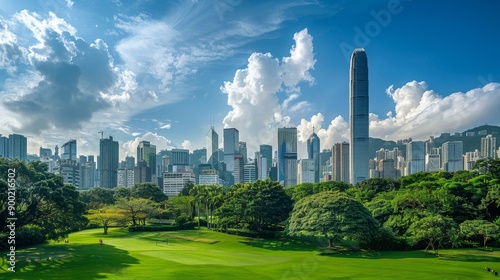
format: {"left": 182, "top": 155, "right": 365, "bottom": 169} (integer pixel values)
{"left": 1, "top": 228, "right": 500, "bottom": 279}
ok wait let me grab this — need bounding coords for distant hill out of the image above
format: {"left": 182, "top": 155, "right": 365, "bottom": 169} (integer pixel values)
{"left": 368, "top": 124, "right": 500, "bottom": 159}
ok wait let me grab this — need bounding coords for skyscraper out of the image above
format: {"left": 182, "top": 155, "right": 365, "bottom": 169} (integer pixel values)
{"left": 137, "top": 141, "right": 156, "bottom": 182}
{"left": 239, "top": 141, "right": 248, "bottom": 164}
{"left": 406, "top": 141, "right": 425, "bottom": 175}
{"left": 259, "top": 144, "right": 272, "bottom": 178}
{"left": 332, "top": 142, "right": 349, "bottom": 183}
{"left": 61, "top": 139, "right": 77, "bottom": 160}
{"left": 349, "top": 48, "right": 369, "bottom": 185}
{"left": 481, "top": 134, "right": 497, "bottom": 159}
{"left": 307, "top": 130, "right": 320, "bottom": 182}
{"left": 442, "top": 141, "right": 463, "bottom": 172}
{"left": 99, "top": 136, "right": 119, "bottom": 188}
{"left": 206, "top": 126, "right": 219, "bottom": 170}
{"left": 0, "top": 135, "right": 9, "bottom": 158}
{"left": 223, "top": 128, "right": 239, "bottom": 182}
{"left": 278, "top": 127, "right": 297, "bottom": 187}
{"left": 8, "top": 134, "right": 27, "bottom": 161}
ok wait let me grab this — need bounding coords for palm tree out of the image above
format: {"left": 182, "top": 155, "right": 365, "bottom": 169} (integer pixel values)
{"left": 189, "top": 184, "right": 206, "bottom": 229}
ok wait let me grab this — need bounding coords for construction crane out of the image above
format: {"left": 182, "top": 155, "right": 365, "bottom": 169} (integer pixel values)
{"left": 98, "top": 130, "right": 104, "bottom": 139}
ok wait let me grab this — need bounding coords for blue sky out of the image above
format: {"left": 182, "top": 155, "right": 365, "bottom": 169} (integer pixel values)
{"left": 0, "top": 0, "right": 499, "bottom": 160}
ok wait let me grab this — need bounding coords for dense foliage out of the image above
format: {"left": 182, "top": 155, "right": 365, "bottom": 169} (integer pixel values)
{"left": 0, "top": 158, "right": 87, "bottom": 248}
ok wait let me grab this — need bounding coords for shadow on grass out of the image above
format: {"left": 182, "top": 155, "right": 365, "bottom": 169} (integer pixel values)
{"left": 239, "top": 236, "right": 321, "bottom": 252}
{"left": 0, "top": 243, "right": 139, "bottom": 279}
{"left": 439, "top": 253, "right": 500, "bottom": 263}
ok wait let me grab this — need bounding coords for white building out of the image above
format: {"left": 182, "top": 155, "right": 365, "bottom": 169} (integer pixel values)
{"left": 481, "top": 134, "right": 497, "bottom": 159}
{"left": 243, "top": 162, "right": 256, "bottom": 183}
{"left": 163, "top": 172, "right": 195, "bottom": 197}
{"left": 117, "top": 168, "right": 135, "bottom": 188}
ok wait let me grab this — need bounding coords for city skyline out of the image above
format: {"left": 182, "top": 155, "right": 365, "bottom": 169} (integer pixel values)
{"left": 0, "top": 1, "right": 499, "bottom": 161}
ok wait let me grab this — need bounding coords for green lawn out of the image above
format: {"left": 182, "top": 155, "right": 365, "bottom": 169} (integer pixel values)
{"left": 1, "top": 228, "right": 500, "bottom": 279}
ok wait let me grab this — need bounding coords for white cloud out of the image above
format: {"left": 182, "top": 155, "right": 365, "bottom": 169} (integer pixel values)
{"left": 159, "top": 124, "right": 172, "bottom": 130}
{"left": 297, "top": 82, "right": 500, "bottom": 157}
{"left": 297, "top": 113, "right": 349, "bottom": 154}
{"left": 121, "top": 132, "right": 175, "bottom": 158}
{"left": 222, "top": 28, "right": 316, "bottom": 155}
{"left": 370, "top": 81, "right": 500, "bottom": 140}
{"left": 181, "top": 140, "right": 192, "bottom": 150}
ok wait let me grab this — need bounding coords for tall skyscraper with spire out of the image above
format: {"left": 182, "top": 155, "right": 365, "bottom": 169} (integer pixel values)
{"left": 349, "top": 48, "right": 369, "bottom": 185}
{"left": 307, "top": 128, "right": 320, "bottom": 182}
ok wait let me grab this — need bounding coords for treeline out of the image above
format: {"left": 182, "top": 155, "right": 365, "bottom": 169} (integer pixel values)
{"left": 1, "top": 157, "right": 500, "bottom": 252}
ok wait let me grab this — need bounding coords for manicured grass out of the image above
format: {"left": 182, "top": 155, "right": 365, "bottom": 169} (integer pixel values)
{"left": 1, "top": 228, "right": 500, "bottom": 279}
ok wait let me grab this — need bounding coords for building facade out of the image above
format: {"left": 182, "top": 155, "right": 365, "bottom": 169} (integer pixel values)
{"left": 349, "top": 48, "right": 369, "bottom": 184}
{"left": 307, "top": 131, "right": 320, "bottom": 183}
{"left": 99, "top": 136, "right": 119, "bottom": 188}
{"left": 278, "top": 127, "right": 297, "bottom": 187}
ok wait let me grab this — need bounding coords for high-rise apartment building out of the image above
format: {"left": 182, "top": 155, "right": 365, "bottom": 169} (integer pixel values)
{"left": 442, "top": 141, "right": 463, "bottom": 172}
{"left": 349, "top": 48, "right": 369, "bottom": 184}
{"left": 406, "top": 141, "right": 425, "bottom": 175}
{"left": 278, "top": 127, "right": 297, "bottom": 187}
{"left": 481, "top": 134, "right": 497, "bottom": 159}
{"left": 99, "top": 136, "right": 119, "bottom": 188}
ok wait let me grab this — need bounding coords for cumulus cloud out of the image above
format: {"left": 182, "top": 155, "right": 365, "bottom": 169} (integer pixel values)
{"left": 370, "top": 81, "right": 500, "bottom": 140}
{"left": 297, "top": 81, "right": 500, "bottom": 154}
{"left": 297, "top": 113, "right": 350, "bottom": 151}
{"left": 181, "top": 140, "right": 192, "bottom": 150}
{"left": 1, "top": 11, "right": 118, "bottom": 133}
{"left": 222, "top": 28, "right": 315, "bottom": 154}
{"left": 121, "top": 132, "right": 175, "bottom": 158}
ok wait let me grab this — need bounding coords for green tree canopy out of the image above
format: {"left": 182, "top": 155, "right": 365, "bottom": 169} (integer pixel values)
{"left": 217, "top": 179, "right": 293, "bottom": 233}
{"left": 131, "top": 183, "right": 168, "bottom": 202}
{"left": 86, "top": 207, "right": 127, "bottom": 234}
{"left": 460, "top": 219, "right": 500, "bottom": 248}
{"left": 0, "top": 158, "right": 87, "bottom": 244}
{"left": 405, "top": 214, "right": 457, "bottom": 254}
{"left": 287, "top": 191, "right": 379, "bottom": 247}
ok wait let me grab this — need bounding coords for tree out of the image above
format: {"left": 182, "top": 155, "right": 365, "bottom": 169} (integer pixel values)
{"left": 179, "top": 182, "right": 195, "bottom": 196}
{"left": 86, "top": 207, "right": 127, "bottom": 234}
{"left": 217, "top": 180, "right": 293, "bottom": 233}
{"left": 190, "top": 184, "right": 208, "bottom": 228}
{"left": 80, "top": 187, "right": 116, "bottom": 209}
{"left": 460, "top": 219, "right": 500, "bottom": 249}
{"left": 287, "top": 191, "right": 378, "bottom": 247}
{"left": 405, "top": 215, "right": 457, "bottom": 254}
{"left": 168, "top": 195, "right": 194, "bottom": 218}
{"left": 473, "top": 158, "right": 500, "bottom": 179}
{"left": 115, "top": 197, "right": 159, "bottom": 226}
{"left": 0, "top": 158, "right": 87, "bottom": 245}
{"left": 131, "top": 183, "right": 168, "bottom": 202}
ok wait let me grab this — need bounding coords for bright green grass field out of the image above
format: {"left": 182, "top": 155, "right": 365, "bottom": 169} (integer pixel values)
{"left": 1, "top": 228, "right": 500, "bottom": 279}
